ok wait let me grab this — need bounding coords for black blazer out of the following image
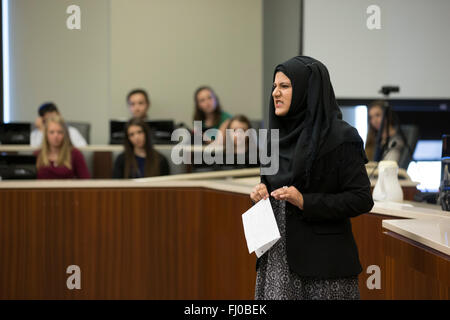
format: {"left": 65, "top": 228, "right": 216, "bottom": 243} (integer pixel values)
{"left": 258, "top": 141, "right": 374, "bottom": 279}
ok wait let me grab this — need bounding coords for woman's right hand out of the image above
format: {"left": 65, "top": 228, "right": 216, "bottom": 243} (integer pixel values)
{"left": 250, "top": 183, "right": 269, "bottom": 203}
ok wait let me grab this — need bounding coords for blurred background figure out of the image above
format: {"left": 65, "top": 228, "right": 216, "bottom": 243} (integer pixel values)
{"left": 193, "top": 86, "right": 232, "bottom": 143}
{"left": 113, "top": 118, "right": 169, "bottom": 178}
{"left": 35, "top": 115, "right": 90, "bottom": 179}
{"left": 365, "top": 100, "right": 405, "bottom": 164}
{"left": 31, "top": 102, "right": 87, "bottom": 148}
{"left": 127, "top": 89, "right": 151, "bottom": 120}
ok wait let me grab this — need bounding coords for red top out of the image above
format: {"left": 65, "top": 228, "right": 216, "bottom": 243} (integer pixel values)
{"left": 35, "top": 148, "right": 91, "bottom": 179}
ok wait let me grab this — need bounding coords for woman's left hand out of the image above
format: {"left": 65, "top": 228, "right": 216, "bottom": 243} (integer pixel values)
{"left": 271, "top": 186, "right": 304, "bottom": 210}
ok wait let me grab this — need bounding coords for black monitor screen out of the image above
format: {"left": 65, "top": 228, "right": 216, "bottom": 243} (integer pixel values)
{"left": 337, "top": 99, "right": 450, "bottom": 140}
{"left": 109, "top": 120, "right": 175, "bottom": 145}
{"left": 0, "top": 154, "right": 37, "bottom": 180}
{"left": 0, "top": 123, "right": 31, "bottom": 144}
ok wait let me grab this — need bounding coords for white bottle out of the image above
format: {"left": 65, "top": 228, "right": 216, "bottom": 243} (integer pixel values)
{"left": 372, "top": 160, "right": 404, "bottom": 202}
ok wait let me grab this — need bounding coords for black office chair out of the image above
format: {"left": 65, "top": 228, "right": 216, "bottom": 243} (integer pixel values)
{"left": 397, "top": 124, "right": 419, "bottom": 169}
{"left": 250, "top": 119, "right": 264, "bottom": 131}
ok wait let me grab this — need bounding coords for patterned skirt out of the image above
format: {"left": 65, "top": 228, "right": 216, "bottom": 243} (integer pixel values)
{"left": 254, "top": 198, "right": 360, "bottom": 300}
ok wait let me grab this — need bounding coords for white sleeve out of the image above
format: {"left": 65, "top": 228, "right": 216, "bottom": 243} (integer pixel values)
{"left": 69, "top": 127, "right": 88, "bottom": 147}
{"left": 30, "top": 129, "right": 43, "bottom": 147}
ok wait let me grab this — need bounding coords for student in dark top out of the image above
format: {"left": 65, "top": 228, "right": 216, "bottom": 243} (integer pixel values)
{"left": 193, "top": 86, "right": 232, "bottom": 143}
{"left": 35, "top": 115, "right": 90, "bottom": 179}
{"left": 365, "top": 100, "right": 405, "bottom": 163}
{"left": 113, "top": 118, "right": 170, "bottom": 179}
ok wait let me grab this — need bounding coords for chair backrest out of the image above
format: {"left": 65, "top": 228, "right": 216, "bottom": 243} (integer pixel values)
{"left": 67, "top": 121, "right": 91, "bottom": 144}
{"left": 397, "top": 124, "right": 419, "bottom": 169}
{"left": 250, "top": 119, "right": 264, "bottom": 131}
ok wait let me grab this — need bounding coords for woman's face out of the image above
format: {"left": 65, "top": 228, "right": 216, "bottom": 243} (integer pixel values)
{"left": 272, "top": 72, "right": 292, "bottom": 116}
{"left": 128, "top": 93, "right": 149, "bottom": 119}
{"left": 47, "top": 122, "right": 64, "bottom": 149}
{"left": 369, "top": 105, "right": 383, "bottom": 131}
{"left": 127, "top": 125, "right": 146, "bottom": 149}
{"left": 197, "top": 89, "right": 217, "bottom": 115}
{"left": 229, "top": 120, "right": 249, "bottom": 148}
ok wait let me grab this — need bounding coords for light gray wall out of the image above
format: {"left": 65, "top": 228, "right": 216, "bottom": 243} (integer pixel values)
{"left": 8, "top": 0, "right": 110, "bottom": 144}
{"left": 109, "top": 0, "right": 263, "bottom": 127}
{"left": 303, "top": 0, "right": 450, "bottom": 99}
{"left": 7, "top": 0, "right": 263, "bottom": 144}
{"left": 263, "top": 0, "right": 302, "bottom": 126}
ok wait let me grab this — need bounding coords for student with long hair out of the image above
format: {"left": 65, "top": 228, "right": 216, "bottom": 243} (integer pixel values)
{"left": 113, "top": 118, "right": 170, "bottom": 178}
{"left": 193, "top": 114, "right": 259, "bottom": 172}
{"left": 193, "top": 86, "right": 232, "bottom": 142}
{"left": 365, "top": 100, "right": 404, "bottom": 163}
{"left": 35, "top": 115, "right": 90, "bottom": 179}
{"left": 224, "top": 114, "right": 259, "bottom": 168}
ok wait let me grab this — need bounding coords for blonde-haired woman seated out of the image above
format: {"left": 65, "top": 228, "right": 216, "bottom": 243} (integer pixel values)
{"left": 34, "top": 115, "right": 91, "bottom": 179}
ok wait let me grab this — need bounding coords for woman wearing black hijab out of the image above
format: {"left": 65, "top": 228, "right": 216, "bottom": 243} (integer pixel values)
{"left": 250, "top": 56, "right": 374, "bottom": 300}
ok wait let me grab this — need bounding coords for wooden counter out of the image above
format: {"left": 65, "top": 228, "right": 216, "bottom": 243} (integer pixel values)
{"left": 0, "top": 171, "right": 447, "bottom": 300}
{"left": 0, "top": 186, "right": 255, "bottom": 299}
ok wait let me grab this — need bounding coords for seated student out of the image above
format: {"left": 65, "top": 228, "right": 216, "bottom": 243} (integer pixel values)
{"left": 365, "top": 100, "right": 405, "bottom": 163}
{"left": 127, "top": 89, "right": 151, "bottom": 120}
{"left": 35, "top": 115, "right": 90, "bottom": 179}
{"left": 192, "top": 86, "right": 232, "bottom": 143}
{"left": 31, "top": 102, "right": 87, "bottom": 148}
{"left": 224, "top": 115, "right": 260, "bottom": 167}
{"left": 193, "top": 115, "right": 259, "bottom": 172}
{"left": 113, "top": 118, "right": 170, "bottom": 179}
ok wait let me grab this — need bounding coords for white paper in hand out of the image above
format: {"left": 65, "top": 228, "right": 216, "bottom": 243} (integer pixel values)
{"left": 242, "top": 198, "right": 281, "bottom": 258}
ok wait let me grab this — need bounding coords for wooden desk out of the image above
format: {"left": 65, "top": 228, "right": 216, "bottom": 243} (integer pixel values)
{"left": 0, "top": 144, "right": 221, "bottom": 178}
{"left": 352, "top": 201, "right": 450, "bottom": 300}
{"left": 0, "top": 185, "right": 255, "bottom": 299}
{"left": 0, "top": 175, "right": 446, "bottom": 300}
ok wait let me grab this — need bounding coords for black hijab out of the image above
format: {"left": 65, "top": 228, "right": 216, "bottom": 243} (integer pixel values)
{"left": 261, "top": 56, "right": 366, "bottom": 193}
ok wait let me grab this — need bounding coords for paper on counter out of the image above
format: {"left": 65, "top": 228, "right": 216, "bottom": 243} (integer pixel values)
{"left": 242, "top": 198, "right": 281, "bottom": 258}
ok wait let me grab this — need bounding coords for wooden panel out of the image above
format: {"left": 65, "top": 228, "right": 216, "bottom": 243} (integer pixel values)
{"left": 402, "top": 186, "right": 419, "bottom": 201}
{"left": 1, "top": 185, "right": 446, "bottom": 300}
{"left": 92, "top": 151, "right": 113, "bottom": 179}
{"left": 383, "top": 231, "right": 450, "bottom": 299}
{"left": 0, "top": 188, "right": 255, "bottom": 299}
{"left": 351, "top": 213, "right": 404, "bottom": 300}
{"left": 199, "top": 190, "right": 256, "bottom": 299}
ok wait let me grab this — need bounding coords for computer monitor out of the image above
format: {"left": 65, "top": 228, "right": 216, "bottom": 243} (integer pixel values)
{"left": 109, "top": 121, "right": 127, "bottom": 145}
{"left": 0, "top": 154, "right": 37, "bottom": 180}
{"left": 405, "top": 139, "right": 443, "bottom": 192}
{"left": 147, "top": 120, "right": 176, "bottom": 142}
{"left": 0, "top": 123, "right": 31, "bottom": 144}
{"left": 412, "top": 140, "right": 443, "bottom": 161}
{"left": 109, "top": 120, "right": 176, "bottom": 145}
{"left": 339, "top": 105, "right": 368, "bottom": 145}
{"left": 338, "top": 98, "right": 450, "bottom": 140}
